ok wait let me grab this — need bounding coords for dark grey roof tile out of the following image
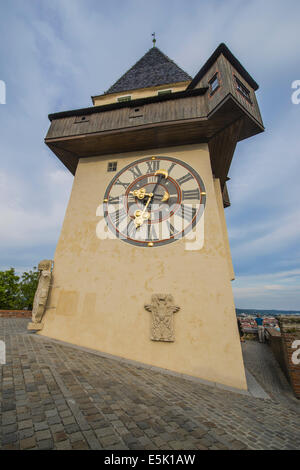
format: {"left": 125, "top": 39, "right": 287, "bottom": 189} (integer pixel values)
{"left": 105, "top": 47, "right": 191, "bottom": 95}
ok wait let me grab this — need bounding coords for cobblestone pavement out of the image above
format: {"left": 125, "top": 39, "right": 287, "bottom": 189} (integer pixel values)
{"left": 0, "top": 319, "right": 299, "bottom": 450}
{"left": 242, "top": 341, "right": 300, "bottom": 413}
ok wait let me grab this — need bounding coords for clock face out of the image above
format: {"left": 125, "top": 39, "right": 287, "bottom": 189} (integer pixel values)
{"left": 103, "top": 156, "right": 206, "bottom": 247}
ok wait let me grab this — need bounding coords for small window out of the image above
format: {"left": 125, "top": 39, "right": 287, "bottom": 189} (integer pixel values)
{"left": 117, "top": 95, "right": 131, "bottom": 102}
{"left": 209, "top": 73, "right": 219, "bottom": 95}
{"left": 157, "top": 89, "right": 172, "bottom": 96}
{"left": 234, "top": 76, "right": 252, "bottom": 103}
{"left": 107, "top": 161, "right": 117, "bottom": 172}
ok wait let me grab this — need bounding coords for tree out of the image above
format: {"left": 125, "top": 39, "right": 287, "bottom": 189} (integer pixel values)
{"left": 0, "top": 267, "right": 39, "bottom": 310}
{"left": 19, "top": 268, "right": 39, "bottom": 310}
{"left": 0, "top": 268, "right": 21, "bottom": 309}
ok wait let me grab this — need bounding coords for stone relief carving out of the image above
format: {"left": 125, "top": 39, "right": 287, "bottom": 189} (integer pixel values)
{"left": 144, "top": 294, "right": 180, "bottom": 342}
{"left": 27, "top": 260, "right": 53, "bottom": 331}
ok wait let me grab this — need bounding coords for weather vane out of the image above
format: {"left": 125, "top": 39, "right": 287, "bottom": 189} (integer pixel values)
{"left": 152, "top": 32, "right": 156, "bottom": 47}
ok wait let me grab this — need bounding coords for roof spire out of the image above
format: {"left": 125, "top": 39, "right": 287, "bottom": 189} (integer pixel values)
{"left": 151, "top": 32, "right": 156, "bottom": 47}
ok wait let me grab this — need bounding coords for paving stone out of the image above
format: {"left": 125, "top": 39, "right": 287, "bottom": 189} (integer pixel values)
{"left": 20, "top": 437, "right": 36, "bottom": 450}
{"left": 95, "top": 427, "right": 117, "bottom": 438}
{"left": 18, "top": 419, "right": 33, "bottom": 430}
{"left": 2, "top": 423, "right": 18, "bottom": 434}
{"left": 31, "top": 414, "right": 46, "bottom": 423}
{"left": 47, "top": 416, "right": 61, "bottom": 425}
{"left": 53, "top": 431, "right": 68, "bottom": 442}
{"left": 18, "top": 428, "right": 34, "bottom": 440}
{"left": 1, "top": 442, "right": 20, "bottom": 450}
{"left": 37, "top": 439, "right": 54, "bottom": 450}
{"left": 99, "top": 436, "right": 121, "bottom": 449}
{"left": 2, "top": 414, "right": 17, "bottom": 426}
{"left": 36, "top": 429, "right": 52, "bottom": 441}
{"left": 17, "top": 413, "right": 31, "bottom": 421}
{"left": 82, "top": 430, "right": 102, "bottom": 450}
{"left": 50, "top": 424, "right": 64, "bottom": 433}
{"left": 71, "top": 440, "right": 90, "bottom": 450}
{"left": 59, "top": 410, "right": 72, "bottom": 418}
{"left": 45, "top": 409, "right": 58, "bottom": 418}
{"left": 62, "top": 416, "right": 76, "bottom": 425}
{"left": 55, "top": 440, "right": 72, "bottom": 450}
{"left": 1, "top": 433, "right": 18, "bottom": 445}
{"left": 68, "top": 431, "right": 84, "bottom": 443}
{"left": 34, "top": 421, "right": 49, "bottom": 431}
{"left": 65, "top": 423, "right": 80, "bottom": 434}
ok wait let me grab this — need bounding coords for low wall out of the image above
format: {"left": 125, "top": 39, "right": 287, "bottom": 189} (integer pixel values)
{"left": 265, "top": 327, "right": 289, "bottom": 381}
{"left": 276, "top": 317, "right": 300, "bottom": 399}
{"left": 0, "top": 310, "right": 32, "bottom": 318}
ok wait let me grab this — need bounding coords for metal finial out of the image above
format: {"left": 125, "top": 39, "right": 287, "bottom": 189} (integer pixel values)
{"left": 152, "top": 32, "right": 156, "bottom": 47}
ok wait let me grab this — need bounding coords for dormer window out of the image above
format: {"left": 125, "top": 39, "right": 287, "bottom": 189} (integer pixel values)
{"left": 157, "top": 89, "right": 172, "bottom": 96}
{"left": 209, "top": 73, "right": 219, "bottom": 96}
{"left": 117, "top": 95, "right": 132, "bottom": 102}
{"left": 234, "top": 76, "right": 252, "bottom": 103}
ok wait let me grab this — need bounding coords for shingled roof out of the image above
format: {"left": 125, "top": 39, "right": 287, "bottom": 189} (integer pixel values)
{"left": 105, "top": 47, "right": 192, "bottom": 95}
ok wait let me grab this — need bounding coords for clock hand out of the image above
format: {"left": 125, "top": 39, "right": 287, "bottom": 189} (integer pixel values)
{"left": 149, "top": 170, "right": 169, "bottom": 209}
{"left": 134, "top": 193, "right": 153, "bottom": 228}
{"left": 130, "top": 189, "right": 153, "bottom": 200}
{"left": 130, "top": 189, "right": 169, "bottom": 202}
{"left": 133, "top": 170, "right": 169, "bottom": 228}
{"left": 152, "top": 191, "right": 169, "bottom": 202}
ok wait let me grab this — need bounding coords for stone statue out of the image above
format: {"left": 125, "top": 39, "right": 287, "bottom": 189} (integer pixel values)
{"left": 27, "top": 260, "right": 53, "bottom": 331}
{"left": 144, "top": 294, "right": 180, "bottom": 342}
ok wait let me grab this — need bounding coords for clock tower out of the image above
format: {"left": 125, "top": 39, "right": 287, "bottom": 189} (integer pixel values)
{"left": 35, "top": 43, "right": 264, "bottom": 391}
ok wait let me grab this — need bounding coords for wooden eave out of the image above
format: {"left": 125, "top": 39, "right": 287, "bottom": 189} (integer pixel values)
{"left": 45, "top": 90, "right": 264, "bottom": 187}
{"left": 48, "top": 87, "right": 208, "bottom": 121}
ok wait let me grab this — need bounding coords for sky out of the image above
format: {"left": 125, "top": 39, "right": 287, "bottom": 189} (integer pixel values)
{"left": 0, "top": 0, "right": 299, "bottom": 310}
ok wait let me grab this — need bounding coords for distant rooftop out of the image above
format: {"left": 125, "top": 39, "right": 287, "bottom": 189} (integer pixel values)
{"left": 104, "top": 46, "right": 192, "bottom": 95}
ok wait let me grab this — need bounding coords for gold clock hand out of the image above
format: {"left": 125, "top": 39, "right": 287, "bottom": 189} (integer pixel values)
{"left": 130, "top": 189, "right": 153, "bottom": 200}
{"left": 134, "top": 193, "right": 153, "bottom": 228}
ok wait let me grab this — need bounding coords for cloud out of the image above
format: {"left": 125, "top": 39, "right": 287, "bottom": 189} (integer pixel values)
{"left": 232, "top": 268, "right": 300, "bottom": 310}
{"left": 0, "top": 168, "right": 72, "bottom": 260}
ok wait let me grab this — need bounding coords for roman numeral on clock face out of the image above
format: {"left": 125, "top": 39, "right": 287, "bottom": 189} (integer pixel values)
{"left": 182, "top": 189, "right": 200, "bottom": 200}
{"left": 179, "top": 204, "right": 197, "bottom": 221}
{"left": 114, "top": 179, "right": 130, "bottom": 190}
{"left": 147, "top": 223, "right": 158, "bottom": 241}
{"left": 167, "top": 162, "right": 176, "bottom": 175}
{"left": 166, "top": 221, "right": 179, "bottom": 237}
{"left": 127, "top": 219, "right": 136, "bottom": 238}
{"left": 110, "top": 208, "right": 127, "bottom": 226}
{"left": 128, "top": 165, "right": 142, "bottom": 179}
{"left": 146, "top": 160, "right": 160, "bottom": 173}
{"left": 176, "top": 173, "right": 194, "bottom": 185}
{"left": 108, "top": 195, "right": 121, "bottom": 205}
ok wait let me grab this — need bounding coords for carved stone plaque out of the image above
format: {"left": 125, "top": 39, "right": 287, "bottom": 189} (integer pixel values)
{"left": 144, "top": 294, "right": 180, "bottom": 342}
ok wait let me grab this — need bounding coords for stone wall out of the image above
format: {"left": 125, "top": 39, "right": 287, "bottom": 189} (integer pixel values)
{"left": 0, "top": 310, "right": 32, "bottom": 318}
{"left": 277, "top": 316, "right": 300, "bottom": 399}
{"left": 265, "top": 327, "right": 289, "bottom": 381}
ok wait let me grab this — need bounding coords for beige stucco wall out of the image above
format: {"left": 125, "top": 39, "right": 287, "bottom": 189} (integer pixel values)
{"left": 214, "top": 178, "right": 235, "bottom": 281}
{"left": 40, "top": 143, "right": 246, "bottom": 390}
{"left": 92, "top": 81, "right": 190, "bottom": 106}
